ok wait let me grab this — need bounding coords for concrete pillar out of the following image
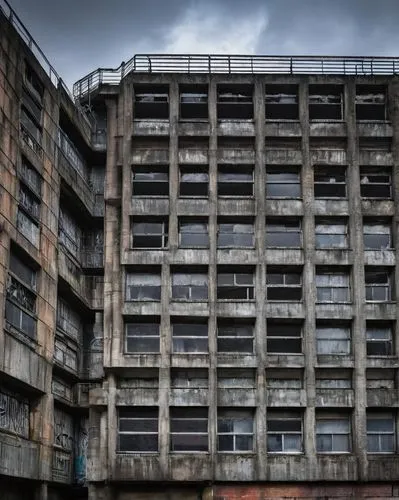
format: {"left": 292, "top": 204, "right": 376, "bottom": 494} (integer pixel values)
{"left": 299, "top": 79, "right": 317, "bottom": 475}
{"left": 169, "top": 77, "right": 179, "bottom": 251}
{"left": 346, "top": 79, "right": 367, "bottom": 480}
{"left": 254, "top": 76, "right": 267, "bottom": 480}
{"left": 35, "top": 482, "right": 48, "bottom": 500}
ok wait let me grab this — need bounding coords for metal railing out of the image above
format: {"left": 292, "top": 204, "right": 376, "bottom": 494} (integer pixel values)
{"left": 73, "top": 54, "right": 399, "bottom": 101}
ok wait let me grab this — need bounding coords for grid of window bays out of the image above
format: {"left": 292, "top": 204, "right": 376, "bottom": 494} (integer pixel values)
{"left": 117, "top": 407, "right": 398, "bottom": 454}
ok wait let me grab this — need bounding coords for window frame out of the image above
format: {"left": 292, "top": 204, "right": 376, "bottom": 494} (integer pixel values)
{"left": 363, "top": 220, "right": 392, "bottom": 250}
{"left": 170, "top": 407, "right": 209, "bottom": 453}
{"left": 125, "top": 322, "right": 160, "bottom": 354}
{"left": 360, "top": 169, "right": 392, "bottom": 199}
{"left": 125, "top": 273, "right": 162, "bottom": 302}
{"left": 316, "top": 414, "right": 351, "bottom": 454}
{"left": 217, "top": 321, "right": 254, "bottom": 354}
{"left": 367, "top": 412, "right": 395, "bottom": 454}
{"left": 217, "top": 409, "right": 254, "bottom": 453}
{"left": 266, "top": 270, "right": 302, "bottom": 302}
{"left": 171, "top": 272, "right": 209, "bottom": 301}
{"left": 266, "top": 166, "right": 301, "bottom": 199}
{"left": 132, "top": 167, "right": 169, "bottom": 197}
{"left": 314, "top": 167, "right": 347, "bottom": 199}
{"left": 131, "top": 220, "right": 169, "bottom": 249}
{"left": 217, "top": 221, "right": 255, "bottom": 248}
{"left": 217, "top": 271, "right": 255, "bottom": 301}
{"left": 366, "top": 323, "right": 393, "bottom": 356}
{"left": 365, "top": 270, "right": 393, "bottom": 302}
{"left": 267, "top": 411, "right": 303, "bottom": 454}
{"left": 266, "top": 322, "right": 302, "bottom": 354}
{"left": 316, "top": 324, "right": 351, "bottom": 355}
{"left": 171, "top": 321, "right": 209, "bottom": 353}
{"left": 316, "top": 272, "right": 351, "bottom": 303}
{"left": 118, "top": 407, "right": 159, "bottom": 453}
{"left": 266, "top": 219, "right": 302, "bottom": 248}
{"left": 315, "top": 219, "right": 348, "bottom": 249}
{"left": 179, "top": 219, "right": 209, "bottom": 248}
{"left": 217, "top": 167, "right": 254, "bottom": 197}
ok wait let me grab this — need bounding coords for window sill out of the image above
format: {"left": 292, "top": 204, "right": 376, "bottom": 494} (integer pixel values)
{"left": 218, "top": 247, "right": 255, "bottom": 250}
{"left": 116, "top": 451, "right": 160, "bottom": 455}
{"left": 217, "top": 451, "right": 256, "bottom": 455}
{"left": 172, "top": 299, "right": 209, "bottom": 303}
{"left": 4, "top": 323, "right": 38, "bottom": 351}
{"left": 366, "top": 301, "right": 395, "bottom": 304}
{"left": 130, "top": 247, "right": 168, "bottom": 251}
{"left": 266, "top": 197, "right": 302, "bottom": 201}
{"left": 265, "top": 119, "right": 300, "bottom": 123}
{"left": 266, "top": 246, "right": 302, "bottom": 250}
{"left": 316, "top": 452, "right": 352, "bottom": 455}
{"left": 316, "top": 302, "right": 352, "bottom": 305}
{"left": 267, "top": 451, "right": 304, "bottom": 455}
{"left": 218, "top": 299, "right": 256, "bottom": 303}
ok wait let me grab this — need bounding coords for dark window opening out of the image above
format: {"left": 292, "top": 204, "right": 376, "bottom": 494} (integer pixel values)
{"left": 356, "top": 85, "right": 387, "bottom": 121}
{"left": 267, "top": 412, "right": 303, "bottom": 453}
{"left": 132, "top": 166, "right": 169, "bottom": 197}
{"left": 22, "top": 88, "right": 42, "bottom": 124}
{"left": 170, "top": 407, "right": 208, "bottom": 452}
{"left": 134, "top": 85, "right": 169, "bottom": 119}
{"left": 218, "top": 409, "right": 254, "bottom": 452}
{"left": 218, "top": 219, "right": 254, "bottom": 248}
{"left": 314, "top": 167, "right": 346, "bottom": 198}
{"left": 125, "top": 320, "right": 160, "bottom": 353}
{"left": 171, "top": 270, "right": 208, "bottom": 301}
{"left": 132, "top": 219, "right": 168, "bottom": 249}
{"left": 309, "top": 85, "right": 343, "bottom": 120}
{"left": 360, "top": 168, "right": 391, "bottom": 198}
{"left": 171, "top": 319, "right": 208, "bottom": 353}
{"left": 366, "top": 322, "right": 393, "bottom": 356}
{"left": 267, "top": 321, "right": 302, "bottom": 354}
{"left": 217, "top": 319, "right": 254, "bottom": 353}
{"left": 24, "top": 63, "right": 44, "bottom": 102}
{"left": 21, "top": 106, "right": 42, "bottom": 145}
{"left": 266, "top": 84, "right": 299, "bottom": 120}
{"left": 365, "top": 269, "right": 393, "bottom": 302}
{"left": 217, "top": 84, "right": 253, "bottom": 120}
{"left": 266, "top": 218, "right": 302, "bottom": 248}
{"left": 266, "top": 166, "right": 301, "bottom": 198}
{"left": 179, "top": 219, "right": 209, "bottom": 248}
{"left": 118, "top": 407, "right": 159, "bottom": 452}
{"left": 179, "top": 166, "right": 209, "bottom": 197}
{"left": 19, "top": 156, "right": 42, "bottom": 196}
{"left": 180, "top": 85, "right": 208, "bottom": 119}
{"left": 217, "top": 268, "right": 255, "bottom": 300}
{"left": 363, "top": 219, "right": 392, "bottom": 249}
{"left": 266, "top": 268, "right": 302, "bottom": 301}
{"left": 125, "top": 271, "right": 162, "bottom": 301}
{"left": 218, "top": 166, "right": 254, "bottom": 196}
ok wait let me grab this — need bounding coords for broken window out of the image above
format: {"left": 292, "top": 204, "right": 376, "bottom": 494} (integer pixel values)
{"left": 314, "top": 167, "right": 346, "bottom": 198}
{"left": 179, "top": 167, "right": 209, "bottom": 197}
{"left": 217, "top": 368, "right": 256, "bottom": 389}
{"left": 132, "top": 167, "right": 169, "bottom": 197}
{"left": 217, "top": 85, "right": 253, "bottom": 120}
{"left": 360, "top": 168, "right": 391, "bottom": 198}
{"left": 366, "top": 369, "right": 396, "bottom": 389}
{"left": 265, "top": 84, "right": 299, "bottom": 120}
{"left": 356, "top": 86, "right": 387, "bottom": 121}
{"left": 17, "top": 208, "right": 40, "bottom": 247}
{"left": 217, "top": 320, "right": 254, "bottom": 353}
{"left": 0, "top": 389, "right": 30, "bottom": 438}
{"left": 218, "top": 409, "right": 254, "bottom": 452}
{"left": 58, "top": 129, "right": 87, "bottom": 178}
{"left": 316, "top": 413, "right": 351, "bottom": 453}
{"left": 309, "top": 85, "right": 343, "bottom": 120}
{"left": 171, "top": 320, "right": 208, "bottom": 353}
{"left": 134, "top": 85, "right": 169, "bottom": 119}
{"left": 118, "top": 407, "right": 159, "bottom": 452}
{"left": 266, "top": 167, "right": 301, "bottom": 198}
{"left": 54, "top": 337, "right": 78, "bottom": 372}
{"left": 218, "top": 167, "right": 254, "bottom": 196}
{"left": 179, "top": 219, "right": 209, "bottom": 248}
{"left": 267, "top": 411, "right": 303, "bottom": 453}
{"left": 267, "top": 321, "right": 302, "bottom": 354}
{"left": 171, "top": 271, "right": 208, "bottom": 300}
{"left": 316, "top": 369, "right": 352, "bottom": 389}
{"left": 5, "top": 252, "right": 37, "bottom": 340}
{"left": 266, "top": 269, "right": 302, "bottom": 301}
{"left": 366, "top": 322, "right": 393, "bottom": 356}
{"left": 170, "top": 407, "right": 208, "bottom": 452}
{"left": 217, "top": 220, "right": 254, "bottom": 248}
{"left": 58, "top": 207, "right": 81, "bottom": 259}
{"left": 365, "top": 269, "right": 393, "bottom": 302}
{"left": 19, "top": 156, "right": 42, "bottom": 196}
{"left": 180, "top": 85, "right": 208, "bottom": 119}
{"left": 266, "top": 369, "right": 303, "bottom": 389}
{"left": 22, "top": 87, "right": 42, "bottom": 127}
{"left": 266, "top": 218, "right": 302, "bottom": 248}
{"left": 363, "top": 219, "right": 392, "bottom": 249}
{"left": 316, "top": 323, "right": 351, "bottom": 355}
{"left": 56, "top": 298, "right": 82, "bottom": 342}
{"left": 125, "top": 272, "right": 161, "bottom": 301}
{"left": 132, "top": 219, "right": 168, "bottom": 249}
{"left": 20, "top": 106, "right": 42, "bottom": 145}
{"left": 25, "top": 63, "right": 44, "bottom": 102}
{"left": 316, "top": 271, "right": 350, "bottom": 303}
{"left": 125, "top": 321, "right": 160, "bottom": 353}
{"left": 19, "top": 184, "right": 40, "bottom": 221}
{"left": 315, "top": 218, "right": 348, "bottom": 249}
{"left": 171, "top": 369, "right": 208, "bottom": 389}
{"left": 367, "top": 412, "right": 395, "bottom": 453}
{"left": 217, "top": 269, "right": 254, "bottom": 300}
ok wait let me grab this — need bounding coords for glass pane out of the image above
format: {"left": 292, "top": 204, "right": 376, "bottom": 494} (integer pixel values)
{"left": 284, "top": 434, "right": 302, "bottom": 452}
{"left": 170, "top": 433, "right": 208, "bottom": 452}
{"left": 332, "top": 434, "right": 350, "bottom": 452}
{"left": 218, "top": 434, "right": 234, "bottom": 451}
{"left": 267, "top": 434, "right": 282, "bottom": 452}
{"left": 236, "top": 435, "right": 253, "bottom": 451}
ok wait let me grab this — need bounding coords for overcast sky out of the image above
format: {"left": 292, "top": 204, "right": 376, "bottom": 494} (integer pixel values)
{"left": 7, "top": 0, "right": 399, "bottom": 90}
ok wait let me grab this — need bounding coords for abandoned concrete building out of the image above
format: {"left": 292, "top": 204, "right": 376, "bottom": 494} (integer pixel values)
{"left": 2, "top": 2, "right": 399, "bottom": 500}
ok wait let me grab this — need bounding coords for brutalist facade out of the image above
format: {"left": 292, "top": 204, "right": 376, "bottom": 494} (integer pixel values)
{"left": 2, "top": 2, "right": 399, "bottom": 500}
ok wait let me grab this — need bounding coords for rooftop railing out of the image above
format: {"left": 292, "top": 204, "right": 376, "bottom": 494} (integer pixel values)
{"left": 73, "top": 54, "right": 399, "bottom": 102}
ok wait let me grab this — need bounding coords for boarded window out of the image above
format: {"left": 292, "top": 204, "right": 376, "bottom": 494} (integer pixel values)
{"left": 125, "top": 322, "right": 160, "bottom": 353}
{"left": 218, "top": 409, "right": 254, "bottom": 452}
{"left": 316, "top": 272, "right": 350, "bottom": 302}
{"left": 316, "top": 413, "right": 351, "bottom": 453}
{"left": 267, "top": 411, "right": 303, "bottom": 453}
{"left": 267, "top": 321, "right": 302, "bottom": 354}
{"left": 266, "top": 167, "right": 301, "bottom": 198}
{"left": 217, "top": 320, "right": 254, "bottom": 353}
{"left": 218, "top": 167, "right": 253, "bottom": 196}
{"left": 132, "top": 220, "right": 168, "bottom": 248}
{"left": 266, "top": 269, "right": 302, "bottom": 301}
{"left": 314, "top": 167, "right": 346, "bottom": 198}
{"left": 170, "top": 407, "right": 208, "bottom": 452}
{"left": 366, "top": 323, "right": 393, "bottom": 356}
{"left": 266, "top": 219, "right": 302, "bottom": 247}
{"left": 132, "top": 167, "right": 169, "bottom": 196}
{"left": 118, "top": 407, "right": 159, "bottom": 452}
{"left": 179, "top": 219, "right": 209, "bottom": 248}
{"left": 172, "top": 321, "right": 208, "bottom": 353}
{"left": 217, "top": 270, "right": 254, "bottom": 300}
{"left": 171, "top": 272, "right": 208, "bottom": 300}
{"left": 316, "top": 324, "right": 351, "bottom": 355}
{"left": 126, "top": 273, "right": 161, "bottom": 301}
{"left": 315, "top": 219, "right": 348, "bottom": 249}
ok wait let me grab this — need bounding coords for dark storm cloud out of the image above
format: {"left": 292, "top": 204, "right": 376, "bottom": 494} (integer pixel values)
{"left": 6, "top": 0, "right": 399, "bottom": 89}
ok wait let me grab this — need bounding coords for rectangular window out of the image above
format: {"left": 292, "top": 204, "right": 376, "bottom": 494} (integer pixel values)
{"left": 265, "top": 84, "right": 299, "bottom": 120}
{"left": 309, "top": 85, "right": 343, "bottom": 120}
{"left": 171, "top": 272, "right": 208, "bottom": 300}
{"left": 316, "top": 414, "right": 351, "bottom": 453}
{"left": 59, "top": 208, "right": 81, "bottom": 259}
{"left": 356, "top": 86, "right": 386, "bottom": 121}
{"left": 180, "top": 86, "right": 208, "bottom": 119}
{"left": 125, "top": 273, "right": 161, "bottom": 301}
{"left": 266, "top": 167, "right": 301, "bottom": 198}
{"left": 266, "top": 219, "right": 302, "bottom": 248}
{"left": 365, "top": 270, "right": 392, "bottom": 302}
{"left": 19, "top": 184, "right": 40, "bottom": 220}
{"left": 315, "top": 219, "right": 348, "bottom": 249}
{"left": 118, "top": 408, "right": 158, "bottom": 452}
{"left": 217, "top": 320, "right": 254, "bottom": 353}
{"left": 316, "top": 324, "right": 351, "bottom": 355}
{"left": 360, "top": 169, "right": 391, "bottom": 198}
{"left": 0, "top": 389, "right": 30, "bottom": 438}
{"left": 20, "top": 157, "right": 42, "bottom": 196}
{"left": 58, "top": 129, "right": 87, "bottom": 178}
{"left": 314, "top": 167, "right": 346, "bottom": 198}
{"left": 267, "top": 321, "right": 302, "bottom": 354}
{"left": 132, "top": 220, "right": 168, "bottom": 248}
{"left": 172, "top": 321, "right": 208, "bottom": 353}
{"left": 179, "top": 167, "right": 208, "bottom": 197}
{"left": 25, "top": 63, "right": 44, "bottom": 102}
{"left": 266, "top": 269, "right": 302, "bottom": 301}
{"left": 267, "top": 412, "right": 303, "bottom": 453}
{"left": 316, "top": 272, "right": 350, "bottom": 303}
{"left": 20, "top": 107, "right": 42, "bottom": 144}
{"left": 56, "top": 298, "right": 82, "bottom": 342}
{"left": 367, "top": 413, "right": 395, "bottom": 453}
{"left": 218, "top": 409, "right": 254, "bottom": 452}
{"left": 17, "top": 209, "right": 40, "bottom": 247}
{"left": 125, "top": 321, "right": 160, "bottom": 353}
{"left": 218, "top": 167, "right": 254, "bottom": 196}
{"left": 217, "top": 270, "right": 254, "bottom": 300}
{"left": 134, "top": 85, "right": 169, "bottom": 119}
{"left": 217, "top": 221, "right": 254, "bottom": 248}
{"left": 366, "top": 323, "right": 393, "bottom": 356}
{"left": 132, "top": 167, "right": 169, "bottom": 197}
{"left": 217, "top": 85, "right": 253, "bottom": 120}
{"left": 54, "top": 337, "right": 78, "bottom": 372}
{"left": 179, "top": 219, "right": 209, "bottom": 248}
{"left": 363, "top": 220, "right": 392, "bottom": 249}
{"left": 170, "top": 407, "right": 208, "bottom": 452}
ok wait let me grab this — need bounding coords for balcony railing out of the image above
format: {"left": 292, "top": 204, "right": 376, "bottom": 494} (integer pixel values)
{"left": 73, "top": 54, "right": 399, "bottom": 101}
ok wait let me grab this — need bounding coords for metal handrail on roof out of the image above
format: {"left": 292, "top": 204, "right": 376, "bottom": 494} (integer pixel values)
{"left": 73, "top": 54, "right": 399, "bottom": 102}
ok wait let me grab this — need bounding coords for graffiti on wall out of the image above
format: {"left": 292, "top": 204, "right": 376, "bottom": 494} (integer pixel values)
{"left": 53, "top": 408, "right": 74, "bottom": 481}
{"left": 74, "top": 417, "right": 88, "bottom": 485}
{"left": 0, "top": 390, "right": 29, "bottom": 438}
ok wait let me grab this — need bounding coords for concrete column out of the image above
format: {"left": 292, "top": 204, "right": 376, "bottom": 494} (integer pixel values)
{"left": 107, "top": 373, "right": 117, "bottom": 480}
{"left": 254, "top": 76, "right": 267, "bottom": 480}
{"left": 169, "top": 78, "right": 179, "bottom": 251}
{"left": 299, "top": 79, "right": 317, "bottom": 475}
{"left": 346, "top": 79, "right": 367, "bottom": 480}
{"left": 208, "top": 76, "right": 218, "bottom": 473}
{"left": 35, "top": 482, "right": 48, "bottom": 500}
